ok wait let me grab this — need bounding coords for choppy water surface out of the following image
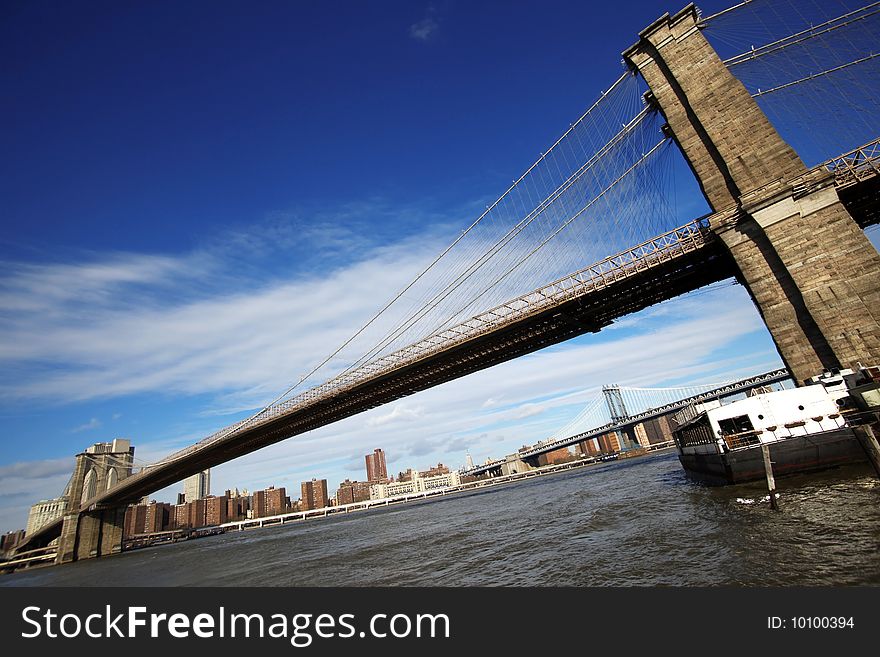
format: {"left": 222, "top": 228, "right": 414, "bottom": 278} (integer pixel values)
{"left": 4, "top": 452, "right": 880, "bottom": 586}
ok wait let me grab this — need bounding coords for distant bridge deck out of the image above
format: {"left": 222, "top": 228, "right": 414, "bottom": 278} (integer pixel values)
{"left": 19, "top": 139, "right": 880, "bottom": 551}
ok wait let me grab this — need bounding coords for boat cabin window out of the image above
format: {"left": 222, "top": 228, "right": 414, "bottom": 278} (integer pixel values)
{"left": 717, "top": 414, "right": 754, "bottom": 436}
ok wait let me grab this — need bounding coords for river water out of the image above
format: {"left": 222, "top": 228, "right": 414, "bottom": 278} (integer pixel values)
{"left": 3, "top": 451, "right": 879, "bottom": 586}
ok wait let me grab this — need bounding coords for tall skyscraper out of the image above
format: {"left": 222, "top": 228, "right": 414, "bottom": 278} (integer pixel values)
{"left": 577, "top": 438, "right": 600, "bottom": 456}
{"left": 144, "top": 502, "right": 172, "bottom": 533}
{"left": 1, "top": 530, "right": 25, "bottom": 555}
{"left": 365, "top": 448, "right": 388, "bottom": 483}
{"left": 184, "top": 469, "right": 210, "bottom": 503}
{"left": 598, "top": 432, "right": 622, "bottom": 454}
{"left": 123, "top": 504, "right": 148, "bottom": 537}
{"left": 466, "top": 452, "right": 475, "bottom": 470}
{"left": 538, "top": 447, "right": 572, "bottom": 466}
{"left": 301, "top": 479, "right": 329, "bottom": 510}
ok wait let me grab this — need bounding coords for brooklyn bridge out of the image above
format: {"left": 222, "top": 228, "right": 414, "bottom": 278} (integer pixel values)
{"left": 13, "top": 0, "right": 880, "bottom": 563}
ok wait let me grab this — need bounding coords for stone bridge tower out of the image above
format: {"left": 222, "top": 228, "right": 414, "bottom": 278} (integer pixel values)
{"left": 623, "top": 4, "right": 880, "bottom": 384}
{"left": 57, "top": 439, "right": 134, "bottom": 564}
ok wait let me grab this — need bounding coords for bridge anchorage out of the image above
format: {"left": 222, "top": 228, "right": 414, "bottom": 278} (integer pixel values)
{"left": 9, "top": 1, "right": 879, "bottom": 566}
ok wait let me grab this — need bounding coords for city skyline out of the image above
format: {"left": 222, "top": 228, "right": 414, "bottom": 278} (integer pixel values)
{"left": 5, "top": 442, "right": 468, "bottom": 538}
{"left": 2, "top": 0, "right": 878, "bottom": 534}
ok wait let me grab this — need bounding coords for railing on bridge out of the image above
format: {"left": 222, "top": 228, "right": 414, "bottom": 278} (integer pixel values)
{"left": 822, "top": 137, "right": 880, "bottom": 189}
{"left": 721, "top": 413, "right": 848, "bottom": 450}
{"left": 518, "top": 369, "right": 791, "bottom": 459}
{"left": 0, "top": 546, "right": 57, "bottom": 571}
{"left": 620, "top": 369, "right": 792, "bottom": 427}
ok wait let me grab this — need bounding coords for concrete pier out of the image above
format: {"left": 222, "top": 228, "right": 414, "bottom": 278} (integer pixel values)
{"left": 57, "top": 506, "right": 127, "bottom": 564}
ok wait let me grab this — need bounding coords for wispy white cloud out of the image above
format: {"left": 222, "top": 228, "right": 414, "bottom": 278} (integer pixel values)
{"left": 0, "top": 207, "right": 456, "bottom": 406}
{"left": 0, "top": 459, "right": 73, "bottom": 482}
{"left": 409, "top": 7, "right": 441, "bottom": 41}
{"left": 71, "top": 417, "right": 102, "bottom": 433}
{"left": 366, "top": 404, "right": 425, "bottom": 427}
{"left": 512, "top": 403, "right": 546, "bottom": 420}
{"left": 0, "top": 254, "right": 195, "bottom": 314}
{"left": 0, "top": 458, "right": 73, "bottom": 533}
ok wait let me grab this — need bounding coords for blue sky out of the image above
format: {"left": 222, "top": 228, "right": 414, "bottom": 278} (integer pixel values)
{"left": 1, "top": 0, "right": 877, "bottom": 533}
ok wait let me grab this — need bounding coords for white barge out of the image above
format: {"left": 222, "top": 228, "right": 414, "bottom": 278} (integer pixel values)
{"left": 671, "top": 366, "right": 880, "bottom": 485}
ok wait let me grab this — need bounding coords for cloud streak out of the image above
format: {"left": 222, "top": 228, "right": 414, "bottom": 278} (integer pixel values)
{"left": 366, "top": 404, "right": 425, "bottom": 427}
{"left": 409, "top": 7, "right": 441, "bottom": 41}
{"left": 0, "top": 458, "right": 74, "bottom": 534}
{"left": 71, "top": 417, "right": 102, "bottom": 433}
{"left": 0, "top": 211, "right": 455, "bottom": 407}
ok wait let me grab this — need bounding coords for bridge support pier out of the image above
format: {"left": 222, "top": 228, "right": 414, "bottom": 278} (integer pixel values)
{"left": 57, "top": 506, "right": 127, "bottom": 565}
{"left": 501, "top": 455, "right": 535, "bottom": 475}
{"left": 624, "top": 5, "right": 880, "bottom": 384}
{"left": 713, "top": 186, "right": 880, "bottom": 383}
{"left": 627, "top": 423, "right": 652, "bottom": 449}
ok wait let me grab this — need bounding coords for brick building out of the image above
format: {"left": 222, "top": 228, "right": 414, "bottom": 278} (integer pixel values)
{"left": 266, "top": 487, "right": 289, "bottom": 516}
{"left": 335, "top": 479, "right": 371, "bottom": 505}
{"left": 301, "top": 479, "right": 329, "bottom": 510}
{"left": 365, "top": 449, "right": 388, "bottom": 483}
{"left": 205, "top": 496, "right": 228, "bottom": 526}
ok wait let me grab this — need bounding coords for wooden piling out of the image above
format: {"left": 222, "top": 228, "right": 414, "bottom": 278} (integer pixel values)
{"left": 760, "top": 443, "right": 779, "bottom": 510}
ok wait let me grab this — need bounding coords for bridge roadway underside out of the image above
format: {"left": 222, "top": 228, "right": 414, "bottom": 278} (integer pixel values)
{"left": 840, "top": 178, "right": 880, "bottom": 229}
